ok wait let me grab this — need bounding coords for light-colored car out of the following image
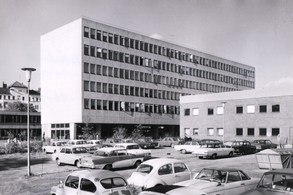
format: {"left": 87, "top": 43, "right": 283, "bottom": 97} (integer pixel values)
{"left": 51, "top": 146, "right": 92, "bottom": 167}
{"left": 192, "top": 143, "right": 234, "bottom": 159}
{"left": 86, "top": 140, "right": 103, "bottom": 145}
{"left": 174, "top": 140, "right": 201, "bottom": 154}
{"left": 51, "top": 169, "right": 133, "bottom": 195}
{"left": 114, "top": 143, "right": 151, "bottom": 157}
{"left": 127, "top": 158, "right": 194, "bottom": 192}
{"left": 78, "top": 147, "right": 145, "bottom": 170}
{"left": 104, "top": 138, "right": 122, "bottom": 146}
{"left": 140, "top": 167, "right": 259, "bottom": 195}
{"left": 239, "top": 169, "right": 293, "bottom": 195}
{"left": 157, "top": 137, "right": 182, "bottom": 147}
{"left": 42, "top": 140, "right": 68, "bottom": 153}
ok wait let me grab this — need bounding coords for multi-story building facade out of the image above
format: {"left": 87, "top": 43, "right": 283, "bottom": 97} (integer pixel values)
{"left": 41, "top": 17, "right": 255, "bottom": 140}
{"left": 0, "top": 82, "right": 41, "bottom": 139}
{"left": 180, "top": 87, "right": 293, "bottom": 144}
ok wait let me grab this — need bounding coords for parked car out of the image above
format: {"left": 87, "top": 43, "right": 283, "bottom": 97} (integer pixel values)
{"left": 87, "top": 144, "right": 113, "bottom": 154}
{"left": 157, "top": 137, "right": 182, "bottom": 147}
{"left": 104, "top": 138, "right": 122, "bottom": 146}
{"left": 51, "top": 146, "right": 92, "bottom": 167}
{"left": 140, "top": 167, "right": 259, "bottom": 195}
{"left": 192, "top": 142, "right": 234, "bottom": 159}
{"left": 78, "top": 147, "right": 145, "bottom": 170}
{"left": 127, "top": 158, "right": 194, "bottom": 192}
{"left": 86, "top": 140, "right": 103, "bottom": 145}
{"left": 136, "top": 138, "right": 159, "bottom": 149}
{"left": 174, "top": 140, "right": 201, "bottom": 154}
{"left": 51, "top": 169, "right": 133, "bottom": 195}
{"left": 239, "top": 169, "right": 293, "bottom": 195}
{"left": 251, "top": 139, "right": 278, "bottom": 152}
{"left": 224, "top": 140, "right": 256, "bottom": 155}
{"left": 42, "top": 140, "right": 68, "bottom": 153}
{"left": 114, "top": 143, "right": 151, "bottom": 158}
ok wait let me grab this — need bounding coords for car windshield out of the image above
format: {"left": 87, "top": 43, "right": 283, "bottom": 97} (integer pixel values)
{"left": 258, "top": 173, "right": 293, "bottom": 191}
{"left": 135, "top": 164, "right": 153, "bottom": 174}
{"left": 196, "top": 169, "right": 227, "bottom": 182}
{"left": 100, "top": 177, "right": 127, "bottom": 189}
{"left": 72, "top": 147, "right": 87, "bottom": 154}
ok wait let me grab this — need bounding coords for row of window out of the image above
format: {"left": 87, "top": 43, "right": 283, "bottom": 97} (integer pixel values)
{"left": 0, "top": 114, "right": 41, "bottom": 123}
{"left": 184, "top": 104, "right": 280, "bottom": 116}
{"left": 51, "top": 123, "right": 70, "bottom": 128}
{"left": 0, "top": 95, "right": 40, "bottom": 102}
{"left": 188, "top": 127, "right": 280, "bottom": 137}
{"left": 84, "top": 45, "right": 255, "bottom": 89}
{"left": 84, "top": 26, "right": 255, "bottom": 78}
{"left": 84, "top": 81, "right": 181, "bottom": 100}
{"left": 84, "top": 98, "right": 180, "bottom": 115}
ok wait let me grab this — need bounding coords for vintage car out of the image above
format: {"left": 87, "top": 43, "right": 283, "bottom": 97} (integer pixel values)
{"left": 51, "top": 169, "right": 133, "bottom": 195}
{"left": 192, "top": 143, "right": 234, "bottom": 159}
{"left": 86, "top": 140, "right": 103, "bottom": 145}
{"left": 174, "top": 140, "right": 201, "bottom": 154}
{"left": 42, "top": 140, "right": 68, "bottom": 153}
{"left": 114, "top": 143, "right": 151, "bottom": 157}
{"left": 127, "top": 158, "right": 194, "bottom": 192}
{"left": 103, "top": 138, "right": 122, "bottom": 146}
{"left": 157, "top": 137, "right": 183, "bottom": 147}
{"left": 224, "top": 140, "right": 256, "bottom": 155}
{"left": 87, "top": 144, "right": 113, "bottom": 154}
{"left": 239, "top": 169, "right": 293, "bottom": 195}
{"left": 140, "top": 167, "right": 259, "bottom": 195}
{"left": 251, "top": 139, "right": 278, "bottom": 152}
{"left": 51, "top": 146, "right": 92, "bottom": 167}
{"left": 77, "top": 147, "right": 145, "bottom": 170}
{"left": 136, "top": 138, "right": 159, "bottom": 149}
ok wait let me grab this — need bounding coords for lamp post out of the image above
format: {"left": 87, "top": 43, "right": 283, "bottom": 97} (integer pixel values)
{"left": 21, "top": 67, "right": 36, "bottom": 177}
{"left": 221, "top": 102, "right": 226, "bottom": 143}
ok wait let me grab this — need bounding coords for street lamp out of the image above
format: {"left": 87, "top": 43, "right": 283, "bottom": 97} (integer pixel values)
{"left": 21, "top": 67, "right": 36, "bottom": 177}
{"left": 221, "top": 102, "right": 226, "bottom": 143}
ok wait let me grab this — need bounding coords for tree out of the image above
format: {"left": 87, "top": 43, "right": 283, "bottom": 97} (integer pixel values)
{"left": 6, "top": 101, "right": 37, "bottom": 112}
{"left": 129, "top": 124, "right": 144, "bottom": 141}
{"left": 112, "top": 127, "right": 127, "bottom": 139}
{"left": 80, "top": 123, "right": 96, "bottom": 140}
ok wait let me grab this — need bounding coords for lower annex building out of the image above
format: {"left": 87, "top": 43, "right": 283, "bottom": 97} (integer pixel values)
{"left": 41, "top": 17, "right": 255, "bottom": 140}
{"left": 180, "top": 86, "right": 293, "bottom": 145}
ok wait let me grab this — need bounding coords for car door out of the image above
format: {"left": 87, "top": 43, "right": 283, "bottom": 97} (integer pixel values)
{"left": 173, "top": 163, "right": 191, "bottom": 183}
{"left": 78, "top": 178, "right": 98, "bottom": 195}
{"left": 115, "top": 151, "right": 132, "bottom": 168}
{"left": 224, "top": 171, "right": 247, "bottom": 195}
{"left": 63, "top": 175, "right": 79, "bottom": 195}
{"left": 157, "top": 163, "right": 176, "bottom": 185}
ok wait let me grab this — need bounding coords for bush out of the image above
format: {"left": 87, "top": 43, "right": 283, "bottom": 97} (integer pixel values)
{"left": 4, "top": 141, "right": 43, "bottom": 154}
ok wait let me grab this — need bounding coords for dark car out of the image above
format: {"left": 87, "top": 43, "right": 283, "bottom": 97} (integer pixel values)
{"left": 239, "top": 169, "right": 293, "bottom": 195}
{"left": 136, "top": 137, "right": 158, "bottom": 149}
{"left": 251, "top": 139, "right": 278, "bottom": 152}
{"left": 224, "top": 140, "right": 256, "bottom": 155}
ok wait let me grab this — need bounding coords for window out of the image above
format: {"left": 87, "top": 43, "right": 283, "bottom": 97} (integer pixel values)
{"left": 103, "top": 100, "right": 107, "bottom": 110}
{"left": 158, "top": 164, "right": 173, "bottom": 175}
{"left": 272, "top": 104, "right": 280, "bottom": 112}
{"left": 193, "top": 128, "right": 199, "bottom": 135}
{"left": 97, "top": 30, "right": 101, "bottom": 40}
{"left": 120, "top": 85, "right": 124, "bottom": 95}
{"left": 272, "top": 128, "right": 280, "bottom": 136}
{"left": 247, "top": 128, "right": 254, "bottom": 136}
{"left": 193, "top": 108, "right": 199, "bottom": 115}
{"left": 236, "top": 128, "right": 243, "bottom": 136}
{"left": 114, "top": 35, "right": 119, "bottom": 44}
{"left": 65, "top": 176, "right": 79, "bottom": 189}
{"left": 207, "top": 128, "right": 214, "bottom": 136}
{"left": 114, "top": 84, "right": 119, "bottom": 94}
{"left": 84, "top": 99, "right": 89, "bottom": 109}
{"left": 257, "top": 105, "right": 267, "bottom": 113}
{"left": 174, "top": 163, "right": 188, "bottom": 173}
{"left": 90, "top": 82, "right": 95, "bottom": 92}
{"left": 103, "top": 83, "right": 107, "bottom": 93}
{"left": 80, "top": 178, "right": 96, "bottom": 193}
{"left": 100, "top": 178, "right": 127, "bottom": 189}
{"left": 84, "top": 45, "right": 89, "bottom": 56}
{"left": 97, "top": 100, "right": 102, "bottom": 110}
{"left": 84, "top": 62, "right": 89, "bottom": 73}
{"left": 108, "top": 84, "right": 113, "bottom": 94}
{"left": 217, "top": 128, "right": 223, "bottom": 136}
{"left": 103, "top": 32, "right": 107, "bottom": 42}
{"left": 259, "top": 128, "right": 267, "bottom": 136}
{"left": 96, "top": 82, "right": 101, "bottom": 92}
{"left": 84, "top": 81, "right": 89, "bottom": 91}
{"left": 208, "top": 108, "right": 213, "bottom": 115}
{"left": 90, "top": 46, "right": 95, "bottom": 57}
{"left": 247, "top": 105, "right": 255, "bottom": 113}
{"left": 217, "top": 106, "right": 224, "bottom": 115}
{"left": 184, "top": 109, "right": 190, "bottom": 116}
{"left": 103, "top": 66, "right": 107, "bottom": 76}
{"left": 236, "top": 106, "right": 243, "bottom": 114}
{"left": 84, "top": 27, "right": 89, "bottom": 38}
{"left": 91, "top": 99, "right": 95, "bottom": 109}
{"left": 90, "top": 64, "right": 95, "bottom": 74}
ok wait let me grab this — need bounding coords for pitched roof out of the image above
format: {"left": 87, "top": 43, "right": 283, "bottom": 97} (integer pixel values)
{"left": 9, "top": 81, "right": 27, "bottom": 88}
{"left": 0, "top": 88, "right": 11, "bottom": 95}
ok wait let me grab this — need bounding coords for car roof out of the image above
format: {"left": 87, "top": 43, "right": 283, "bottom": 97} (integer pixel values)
{"left": 264, "top": 169, "right": 293, "bottom": 175}
{"left": 142, "top": 158, "right": 183, "bottom": 166}
{"left": 98, "top": 147, "right": 127, "bottom": 152}
{"left": 60, "top": 146, "right": 87, "bottom": 149}
{"left": 115, "top": 143, "right": 139, "bottom": 146}
{"left": 201, "top": 167, "right": 244, "bottom": 172}
{"left": 69, "top": 170, "right": 124, "bottom": 181}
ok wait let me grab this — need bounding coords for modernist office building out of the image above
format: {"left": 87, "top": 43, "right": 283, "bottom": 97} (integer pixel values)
{"left": 41, "top": 17, "right": 255, "bottom": 140}
{"left": 180, "top": 87, "right": 293, "bottom": 144}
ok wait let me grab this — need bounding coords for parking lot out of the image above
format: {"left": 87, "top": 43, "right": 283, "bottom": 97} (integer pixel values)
{"left": 0, "top": 146, "right": 267, "bottom": 195}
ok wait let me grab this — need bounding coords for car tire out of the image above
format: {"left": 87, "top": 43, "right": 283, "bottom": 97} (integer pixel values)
{"left": 56, "top": 158, "right": 62, "bottom": 166}
{"left": 74, "top": 160, "right": 80, "bottom": 167}
{"left": 181, "top": 149, "right": 187, "bottom": 154}
{"left": 170, "top": 143, "right": 174, "bottom": 148}
{"left": 43, "top": 149, "right": 47, "bottom": 154}
{"left": 228, "top": 152, "right": 233, "bottom": 157}
{"left": 199, "top": 156, "right": 203, "bottom": 159}
{"left": 76, "top": 161, "right": 82, "bottom": 168}
{"left": 104, "top": 164, "right": 112, "bottom": 170}
{"left": 134, "top": 160, "right": 141, "bottom": 168}
{"left": 211, "top": 154, "right": 217, "bottom": 159}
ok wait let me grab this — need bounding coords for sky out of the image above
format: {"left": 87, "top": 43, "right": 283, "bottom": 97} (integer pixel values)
{"left": 1, "top": 0, "right": 293, "bottom": 90}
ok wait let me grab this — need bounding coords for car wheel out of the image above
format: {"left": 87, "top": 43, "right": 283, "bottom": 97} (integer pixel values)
{"left": 143, "top": 145, "right": 147, "bottom": 149}
{"left": 170, "top": 143, "right": 174, "bottom": 148}
{"left": 211, "top": 154, "right": 217, "bottom": 159}
{"left": 134, "top": 160, "right": 141, "bottom": 168}
{"left": 104, "top": 164, "right": 112, "bottom": 170}
{"left": 74, "top": 160, "right": 80, "bottom": 167}
{"left": 228, "top": 152, "right": 233, "bottom": 157}
{"left": 199, "top": 156, "right": 203, "bottom": 159}
{"left": 56, "top": 158, "right": 62, "bottom": 166}
{"left": 43, "top": 149, "right": 47, "bottom": 153}
{"left": 76, "top": 161, "right": 82, "bottom": 168}
{"left": 181, "top": 149, "right": 187, "bottom": 154}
